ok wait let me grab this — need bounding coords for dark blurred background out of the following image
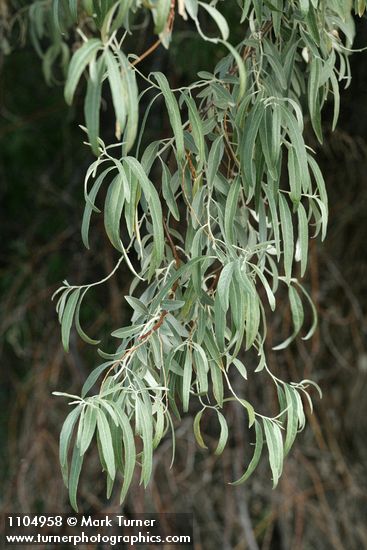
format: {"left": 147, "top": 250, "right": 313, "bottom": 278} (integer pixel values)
{"left": 0, "top": 9, "right": 367, "bottom": 550}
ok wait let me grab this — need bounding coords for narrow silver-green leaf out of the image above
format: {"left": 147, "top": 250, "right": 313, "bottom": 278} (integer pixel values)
{"left": 231, "top": 420, "right": 263, "bottom": 485}
{"left": 59, "top": 405, "right": 82, "bottom": 487}
{"left": 193, "top": 409, "right": 207, "bottom": 449}
{"left": 198, "top": 2, "right": 229, "bottom": 41}
{"left": 69, "top": 444, "right": 84, "bottom": 512}
{"left": 79, "top": 405, "right": 97, "bottom": 455}
{"left": 154, "top": 72, "right": 185, "bottom": 161}
{"left": 96, "top": 409, "right": 116, "bottom": 480}
{"left": 217, "top": 262, "right": 235, "bottom": 312}
{"left": 182, "top": 349, "right": 192, "bottom": 412}
{"left": 297, "top": 202, "right": 309, "bottom": 277}
{"left": 279, "top": 193, "right": 294, "bottom": 284}
{"left": 214, "top": 410, "right": 228, "bottom": 456}
{"left": 61, "top": 288, "right": 80, "bottom": 352}
{"left": 84, "top": 58, "right": 104, "bottom": 156}
{"left": 64, "top": 39, "right": 102, "bottom": 105}
{"left": 105, "top": 49, "right": 127, "bottom": 134}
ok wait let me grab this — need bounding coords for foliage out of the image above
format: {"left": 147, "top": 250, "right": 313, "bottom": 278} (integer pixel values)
{"left": 4, "top": 0, "right": 365, "bottom": 510}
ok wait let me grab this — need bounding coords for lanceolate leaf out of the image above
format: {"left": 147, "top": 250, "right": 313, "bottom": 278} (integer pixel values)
{"left": 297, "top": 202, "right": 309, "bottom": 277}
{"left": 64, "top": 39, "right": 102, "bottom": 105}
{"left": 69, "top": 444, "right": 84, "bottom": 512}
{"left": 284, "top": 384, "right": 299, "bottom": 455}
{"left": 279, "top": 193, "right": 294, "bottom": 285}
{"left": 263, "top": 418, "right": 283, "bottom": 488}
{"left": 61, "top": 288, "right": 81, "bottom": 352}
{"left": 60, "top": 405, "right": 82, "bottom": 487}
{"left": 214, "top": 410, "right": 229, "bottom": 455}
{"left": 104, "top": 173, "right": 125, "bottom": 251}
{"left": 154, "top": 72, "right": 185, "bottom": 161}
{"left": 96, "top": 408, "right": 116, "bottom": 480}
{"left": 231, "top": 420, "right": 263, "bottom": 485}
{"left": 84, "top": 57, "right": 104, "bottom": 156}
{"left": 79, "top": 404, "right": 97, "bottom": 455}
{"left": 198, "top": 2, "right": 230, "bottom": 41}
{"left": 193, "top": 409, "right": 207, "bottom": 449}
{"left": 118, "top": 51, "right": 139, "bottom": 153}
{"left": 217, "top": 262, "right": 235, "bottom": 312}
{"left": 105, "top": 49, "right": 127, "bottom": 134}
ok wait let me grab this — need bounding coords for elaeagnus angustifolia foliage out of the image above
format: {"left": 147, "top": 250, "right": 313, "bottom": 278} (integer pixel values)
{"left": 7, "top": 0, "right": 365, "bottom": 510}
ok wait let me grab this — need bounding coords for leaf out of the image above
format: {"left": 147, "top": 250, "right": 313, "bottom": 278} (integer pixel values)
{"left": 68, "top": 0, "right": 78, "bottom": 21}
{"left": 231, "top": 420, "right": 263, "bottom": 485}
{"left": 112, "top": 406, "right": 136, "bottom": 503}
{"left": 263, "top": 418, "right": 283, "bottom": 488}
{"left": 217, "top": 262, "right": 235, "bottom": 312}
{"left": 193, "top": 345, "right": 209, "bottom": 394}
{"left": 152, "top": 401, "right": 165, "bottom": 448}
{"left": 61, "top": 288, "right": 80, "bottom": 352}
{"left": 104, "top": 173, "right": 125, "bottom": 251}
{"left": 198, "top": 2, "right": 229, "bottom": 41}
{"left": 279, "top": 193, "right": 294, "bottom": 284}
{"left": 185, "top": 0, "right": 199, "bottom": 18}
{"left": 118, "top": 51, "right": 139, "bottom": 153}
{"left": 59, "top": 405, "right": 82, "bottom": 487}
{"left": 154, "top": 72, "right": 185, "bottom": 161}
{"left": 136, "top": 397, "right": 153, "bottom": 487}
{"left": 308, "top": 155, "right": 328, "bottom": 239}
{"left": 224, "top": 177, "right": 240, "bottom": 245}
{"left": 69, "top": 444, "right": 84, "bottom": 512}
{"left": 264, "top": 184, "right": 281, "bottom": 260}
{"left": 207, "top": 135, "right": 224, "bottom": 188}
{"left": 81, "top": 362, "right": 113, "bottom": 398}
{"left": 52, "top": 0, "right": 61, "bottom": 33}
{"left": 209, "top": 361, "right": 224, "bottom": 407}
{"left": 105, "top": 49, "right": 127, "bottom": 135}
{"left": 308, "top": 57, "right": 323, "bottom": 143}
{"left": 284, "top": 384, "right": 299, "bottom": 455}
{"left": 239, "top": 399, "right": 255, "bottom": 427}
{"left": 75, "top": 290, "right": 101, "bottom": 346}
{"left": 125, "top": 296, "right": 149, "bottom": 316}
{"left": 79, "top": 404, "right": 97, "bottom": 455}
{"left": 96, "top": 408, "right": 116, "bottom": 480}
{"left": 300, "top": 0, "right": 310, "bottom": 14}
{"left": 214, "top": 410, "right": 228, "bottom": 455}
{"left": 245, "top": 291, "right": 260, "bottom": 350}
{"left": 231, "top": 358, "right": 247, "bottom": 380}
{"left": 84, "top": 57, "right": 104, "bottom": 155}
{"left": 214, "top": 292, "right": 225, "bottom": 352}
{"left": 297, "top": 202, "right": 309, "bottom": 277}
{"left": 111, "top": 324, "right": 142, "bottom": 339}
{"left": 193, "top": 408, "right": 207, "bottom": 448}
{"left": 184, "top": 94, "right": 205, "bottom": 170}
{"left": 280, "top": 106, "right": 310, "bottom": 194}
{"left": 64, "top": 39, "right": 102, "bottom": 105}
{"left": 162, "top": 162, "right": 180, "bottom": 221}
{"left": 288, "top": 146, "right": 301, "bottom": 206}
{"left": 182, "top": 349, "right": 192, "bottom": 412}
{"left": 242, "top": 100, "right": 264, "bottom": 188}
{"left": 329, "top": 70, "right": 340, "bottom": 131}
{"left": 152, "top": 0, "right": 171, "bottom": 34}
